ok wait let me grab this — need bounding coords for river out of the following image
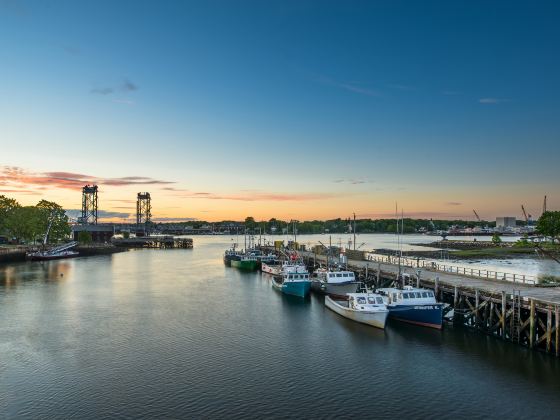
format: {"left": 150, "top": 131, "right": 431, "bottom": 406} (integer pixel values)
{"left": 1, "top": 236, "right": 559, "bottom": 418}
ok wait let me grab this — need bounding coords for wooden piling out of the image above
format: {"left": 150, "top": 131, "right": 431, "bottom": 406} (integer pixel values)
{"left": 554, "top": 306, "right": 560, "bottom": 356}
{"left": 529, "top": 299, "right": 536, "bottom": 348}
{"left": 501, "top": 291, "right": 506, "bottom": 338}
{"left": 546, "top": 307, "right": 552, "bottom": 353}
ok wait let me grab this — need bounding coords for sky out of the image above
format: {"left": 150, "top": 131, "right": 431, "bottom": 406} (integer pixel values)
{"left": 0, "top": 0, "right": 558, "bottom": 222}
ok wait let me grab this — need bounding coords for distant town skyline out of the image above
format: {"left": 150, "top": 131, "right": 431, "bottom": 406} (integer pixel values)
{"left": 1, "top": 1, "right": 558, "bottom": 221}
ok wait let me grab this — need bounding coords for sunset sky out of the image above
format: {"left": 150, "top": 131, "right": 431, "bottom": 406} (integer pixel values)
{"left": 1, "top": 1, "right": 558, "bottom": 222}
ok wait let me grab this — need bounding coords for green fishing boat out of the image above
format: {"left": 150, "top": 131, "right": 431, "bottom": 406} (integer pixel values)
{"left": 231, "top": 256, "right": 259, "bottom": 271}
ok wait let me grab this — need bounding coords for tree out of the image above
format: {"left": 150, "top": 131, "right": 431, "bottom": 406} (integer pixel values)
{"left": 36, "top": 199, "right": 71, "bottom": 243}
{"left": 0, "top": 195, "right": 20, "bottom": 236}
{"left": 8, "top": 206, "right": 42, "bottom": 243}
{"left": 537, "top": 211, "right": 560, "bottom": 243}
{"left": 77, "top": 231, "right": 93, "bottom": 244}
{"left": 492, "top": 232, "right": 502, "bottom": 244}
{"left": 244, "top": 216, "right": 256, "bottom": 230}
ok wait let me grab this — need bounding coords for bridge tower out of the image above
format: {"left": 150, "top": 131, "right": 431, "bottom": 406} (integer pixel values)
{"left": 81, "top": 185, "right": 98, "bottom": 225}
{"left": 136, "top": 192, "right": 152, "bottom": 234}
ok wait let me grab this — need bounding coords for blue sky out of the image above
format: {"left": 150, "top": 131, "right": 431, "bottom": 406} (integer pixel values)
{"left": 0, "top": 0, "right": 558, "bottom": 221}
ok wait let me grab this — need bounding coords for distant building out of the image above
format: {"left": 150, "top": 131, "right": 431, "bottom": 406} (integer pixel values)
{"left": 496, "top": 217, "right": 516, "bottom": 229}
{"left": 73, "top": 225, "right": 115, "bottom": 243}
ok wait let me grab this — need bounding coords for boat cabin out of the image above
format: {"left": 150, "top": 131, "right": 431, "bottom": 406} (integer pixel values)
{"left": 346, "top": 293, "right": 386, "bottom": 310}
{"left": 284, "top": 272, "right": 310, "bottom": 282}
{"left": 319, "top": 271, "right": 356, "bottom": 284}
{"left": 378, "top": 286, "right": 436, "bottom": 305}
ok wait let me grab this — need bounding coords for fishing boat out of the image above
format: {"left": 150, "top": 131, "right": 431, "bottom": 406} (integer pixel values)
{"left": 223, "top": 246, "right": 242, "bottom": 266}
{"left": 272, "top": 271, "right": 311, "bottom": 298}
{"left": 311, "top": 269, "right": 360, "bottom": 298}
{"left": 261, "top": 260, "right": 282, "bottom": 275}
{"left": 325, "top": 293, "right": 389, "bottom": 329}
{"left": 377, "top": 285, "right": 444, "bottom": 329}
{"left": 231, "top": 254, "right": 260, "bottom": 271}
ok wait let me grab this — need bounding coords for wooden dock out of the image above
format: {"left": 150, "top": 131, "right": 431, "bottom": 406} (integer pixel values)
{"left": 296, "top": 249, "right": 560, "bottom": 357}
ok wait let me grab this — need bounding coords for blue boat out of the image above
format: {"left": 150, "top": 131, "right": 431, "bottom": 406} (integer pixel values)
{"left": 272, "top": 271, "right": 311, "bottom": 298}
{"left": 378, "top": 286, "right": 443, "bottom": 329}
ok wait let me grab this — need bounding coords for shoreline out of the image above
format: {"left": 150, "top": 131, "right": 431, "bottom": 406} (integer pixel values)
{"left": 0, "top": 244, "right": 127, "bottom": 265}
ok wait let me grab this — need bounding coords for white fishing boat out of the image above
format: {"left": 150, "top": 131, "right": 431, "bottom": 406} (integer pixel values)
{"left": 311, "top": 269, "right": 360, "bottom": 298}
{"left": 325, "top": 293, "right": 389, "bottom": 329}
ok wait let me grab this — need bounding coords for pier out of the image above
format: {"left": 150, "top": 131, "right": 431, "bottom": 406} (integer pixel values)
{"left": 263, "top": 246, "right": 560, "bottom": 357}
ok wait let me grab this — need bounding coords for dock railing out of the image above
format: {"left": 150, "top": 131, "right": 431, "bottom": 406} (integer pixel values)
{"left": 364, "top": 253, "right": 537, "bottom": 285}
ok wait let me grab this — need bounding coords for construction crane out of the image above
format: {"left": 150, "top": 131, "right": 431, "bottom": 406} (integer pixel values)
{"left": 473, "top": 209, "right": 481, "bottom": 222}
{"left": 521, "top": 205, "right": 529, "bottom": 222}
{"left": 543, "top": 195, "right": 547, "bottom": 214}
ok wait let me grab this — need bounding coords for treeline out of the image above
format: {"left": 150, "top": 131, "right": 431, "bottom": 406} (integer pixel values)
{"left": 0, "top": 195, "right": 70, "bottom": 244}
{"left": 163, "top": 217, "right": 498, "bottom": 234}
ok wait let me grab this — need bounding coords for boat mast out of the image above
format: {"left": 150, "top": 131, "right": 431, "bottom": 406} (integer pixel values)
{"left": 353, "top": 212, "right": 356, "bottom": 251}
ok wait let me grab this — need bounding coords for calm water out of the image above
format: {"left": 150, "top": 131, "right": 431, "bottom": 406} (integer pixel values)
{"left": 1, "top": 237, "right": 560, "bottom": 419}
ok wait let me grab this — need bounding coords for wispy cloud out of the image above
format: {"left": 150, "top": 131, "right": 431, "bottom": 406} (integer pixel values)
{"left": 333, "top": 177, "right": 374, "bottom": 185}
{"left": 0, "top": 188, "right": 41, "bottom": 195}
{"left": 166, "top": 188, "right": 339, "bottom": 202}
{"left": 65, "top": 209, "right": 131, "bottom": 220}
{"left": 0, "top": 166, "right": 174, "bottom": 191}
{"left": 112, "top": 98, "right": 135, "bottom": 105}
{"left": 122, "top": 79, "right": 138, "bottom": 92}
{"left": 91, "top": 87, "right": 114, "bottom": 95}
{"left": 90, "top": 79, "right": 139, "bottom": 95}
{"left": 316, "top": 75, "right": 381, "bottom": 97}
{"left": 445, "top": 201, "right": 462, "bottom": 206}
{"left": 479, "top": 97, "right": 509, "bottom": 104}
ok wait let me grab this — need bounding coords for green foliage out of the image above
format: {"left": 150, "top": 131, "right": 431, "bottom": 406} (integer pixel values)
{"left": 122, "top": 231, "right": 130, "bottom": 239}
{"left": 0, "top": 195, "right": 20, "bottom": 235}
{"left": 7, "top": 206, "right": 43, "bottom": 243}
{"left": 36, "top": 199, "right": 71, "bottom": 243}
{"left": 244, "top": 216, "right": 256, "bottom": 229}
{"left": 0, "top": 195, "right": 70, "bottom": 244}
{"left": 513, "top": 238, "right": 530, "bottom": 247}
{"left": 77, "top": 231, "right": 93, "bottom": 244}
{"left": 491, "top": 232, "right": 502, "bottom": 244}
{"left": 537, "top": 211, "right": 560, "bottom": 242}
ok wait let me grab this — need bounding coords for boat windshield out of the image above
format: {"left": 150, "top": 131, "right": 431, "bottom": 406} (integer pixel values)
{"left": 356, "top": 297, "right": 367, "bottom": 304}
{"left": 368, "top": 296, "right": 384, "bottom": 304}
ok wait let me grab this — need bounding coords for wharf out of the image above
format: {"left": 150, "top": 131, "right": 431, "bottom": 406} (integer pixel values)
{"left": 112, "top": 236, "right": 193, "bottom": 249}
{"left": 264, "top": 246, "right": 560, "bottom": 357}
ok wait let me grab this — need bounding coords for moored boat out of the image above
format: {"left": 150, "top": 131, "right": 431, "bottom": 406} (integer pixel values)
{"left": 325, "top": 293, "right": 389, "bottom": 329}
{"left": 377, "top": 285, "right": 443, "bottom": 329}
{"left": 311, "top": 269, "right": 360, "bottom": 298}
{"left": 27, "top": 241, "right": 79, "bottom": 261}
{"left": 272, "top": 271, "right": 311, "bottom": 298}
{"left": 231, "top": 254, "right": 260, "bottom": 271}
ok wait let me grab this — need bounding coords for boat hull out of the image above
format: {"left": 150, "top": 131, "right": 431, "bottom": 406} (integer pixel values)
{"left": 231, "top": 259, "right": 259, "bottom": 271}
{"left": 325, "top": 297, "right": 388, "bottom": 329}
{"left": 388, "top": 304, "right": 444, "bottom": 329}
{"left": 311, "top": 281, "right": 360, "bottom": 298}
{"left": 27, "top": 251, "right": 79, "bottom": 261}
{"left": 272, "top": 278, "right": 311, "bottom": 298}
{"left": 261, "top": 262, "right": 282, "bottom": 275}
